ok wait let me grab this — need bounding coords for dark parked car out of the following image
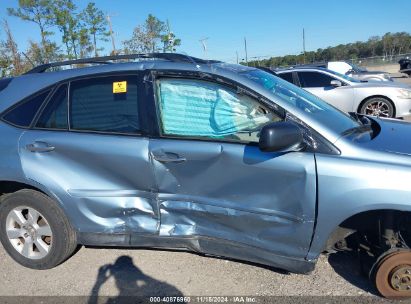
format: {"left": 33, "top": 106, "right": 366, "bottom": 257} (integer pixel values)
{"left": 399, "top": 58, "right": 411, "bottom": 76}
{"left": 1, "top": 54, "right": 411, "bottom": 298}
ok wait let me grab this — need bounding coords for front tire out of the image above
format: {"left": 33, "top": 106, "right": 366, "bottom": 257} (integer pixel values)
{"left": 0, "top": 189, "right": 77, "bottom": 269}
{"left": 359, "top": 97, "right": 395, "bottom": 118}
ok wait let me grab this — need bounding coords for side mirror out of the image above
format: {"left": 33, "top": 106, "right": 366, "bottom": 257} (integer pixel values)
{"left": 330, "top": 80, "right": 342, "bottom": 87}
{"left": 259, "top": 122, "right": 304, "bottom": 153}
{"left": 345, "top": 69, "right": 354, "bottom": 75}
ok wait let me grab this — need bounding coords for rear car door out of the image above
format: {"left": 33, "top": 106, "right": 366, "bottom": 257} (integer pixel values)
{"left": 297, "top": 71, "right": 355, "bottom": 112}
{"left": 18, "top": 74, "right": 158, "bottom": 238}
{"left": 147, "top": 75, "right": 317, "bottom": 260}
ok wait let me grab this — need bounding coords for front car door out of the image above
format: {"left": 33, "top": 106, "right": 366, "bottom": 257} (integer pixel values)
{"left": 18, "top": 74, "right": 159, "bottom": 240}
{"left": 146, "top": 73, "right": 317, "bottom": 267}
{"left": 297, "top": 71, "right": 355, "bottom": 112}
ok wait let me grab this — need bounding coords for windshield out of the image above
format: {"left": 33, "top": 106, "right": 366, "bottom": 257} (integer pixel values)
{"left": 326, "top": 69, "right": 361, "bottom": 83}
{"left": 349, "top": 62, "right": 367, "bottom": 73}
{"left": 241, "top": 69, "right": 360, "bottom": 135}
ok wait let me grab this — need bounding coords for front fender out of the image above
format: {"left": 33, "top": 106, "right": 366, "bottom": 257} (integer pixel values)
{"left": 307, "top": 153, "right": 411, "bottom": 260}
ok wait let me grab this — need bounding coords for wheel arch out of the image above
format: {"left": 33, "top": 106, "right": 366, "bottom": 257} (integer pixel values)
{"left": 324, "top": 208, "right": 411, "bottom": 252}
{"left": 357, "top": 95, "right": 396, "bottom": 117}
{"left": 0, "top": 179, "right": 76, "bottom": 230}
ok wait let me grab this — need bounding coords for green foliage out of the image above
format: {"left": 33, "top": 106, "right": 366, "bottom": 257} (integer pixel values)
{"left": 124, "top": 15, "right": 181, "bottom": 53}
{"left": 161, "top": 31, "right": 181, "bottom": 52}
{"left": 3, "top": 0, "right": 183, "bottom": 76}
{"left": 249, "top": 32, "right": 411, "bottom": 67}
{"left": 49, "top": 0, "right": 78, "bottom": 58}
{"left": 81, "top": 2, "right": 109, "bottom": 56}
{"left": 0, "top": 20, "right": 23, "bottom": 76}
{"left": 7, "top": 0, "right": 54, "bottom": 63}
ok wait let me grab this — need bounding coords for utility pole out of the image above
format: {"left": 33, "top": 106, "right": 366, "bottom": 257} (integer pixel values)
{"left": 236, "top": 51, "right": 239, "bottom": 64}
{"left": 106, "top": 14, "right": 116, "bottom": 55}
{"left": 244, "top": 37, "right": 248, "bottom": 65}
{"left": 199, "top": 37, "right": 209, "bottom": 59}
{"left": 303, "top": 28, "right": 306, "bottom": 64}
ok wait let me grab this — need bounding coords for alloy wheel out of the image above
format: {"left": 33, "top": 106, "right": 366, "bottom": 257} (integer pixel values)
{"left": 364, "top": 100, "right": 392, "bottom": 117}
{"left": 5, "top": 206, "right": 53, "bottom": 260}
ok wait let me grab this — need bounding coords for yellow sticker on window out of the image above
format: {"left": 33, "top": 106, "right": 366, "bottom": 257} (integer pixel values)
{"left": 113, "top": 81, "right": 127, "bottom": 93}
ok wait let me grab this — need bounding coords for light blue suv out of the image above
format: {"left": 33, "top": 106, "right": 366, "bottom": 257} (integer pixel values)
{"left": 0, "top": 54, "right": 411, "bottom": 298}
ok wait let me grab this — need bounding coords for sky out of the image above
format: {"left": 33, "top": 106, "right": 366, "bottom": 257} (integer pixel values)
{"left": 0, "top": 0, "right": 411, "bottom": 62}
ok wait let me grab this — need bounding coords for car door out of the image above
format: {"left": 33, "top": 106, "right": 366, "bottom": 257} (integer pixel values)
{"left": 18, "top": 74, "right": 159, "bottom": 236}
{"left": 148, "top": 75, "right": 317, "bottom": 260}
{"left": 297, "top": 71, "right": 355, "bottom": 112}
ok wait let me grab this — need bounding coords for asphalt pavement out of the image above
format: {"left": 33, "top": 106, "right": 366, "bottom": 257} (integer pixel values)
{"left": 0, "top": 245, "right": 378, "bottom": 298}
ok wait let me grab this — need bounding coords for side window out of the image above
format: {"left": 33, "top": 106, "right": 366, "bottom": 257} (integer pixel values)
{"left": 298, "top": 72, "right": 335, "bottom": 88}
{"left": 2, "top": 90, "right": 51, "bottom": 127}
{"left": 36, "top": 84, "right": 68, "bottom": 129}
{"left": 278, "top": 72, "right": 294, "bottom": 84}
{"left": 156, "top": 78, "right": 281, "bottom": 143}
{"left": 70, "top": 76, "right": 139, "bottom": 134}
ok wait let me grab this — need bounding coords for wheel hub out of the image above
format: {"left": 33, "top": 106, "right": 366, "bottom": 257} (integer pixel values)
{"left": 365, "top": 100, "right": 390, "bottom": 117}
{"left": 5, "top": 206, "right": 53, "bottom": 260}
{"left": 391, "top": 266, "right": 411, "bottom": 291}
{"left": 375, "top": 251, "right": 411, "bottom": 298}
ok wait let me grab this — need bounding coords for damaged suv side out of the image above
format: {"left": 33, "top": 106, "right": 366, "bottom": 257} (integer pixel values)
{"left": 0, "top": 54, "right": 411, "bottom": 299}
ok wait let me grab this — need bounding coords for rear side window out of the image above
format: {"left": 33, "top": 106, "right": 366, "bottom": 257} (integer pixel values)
{"left": 277, "top": 72, "right": 294, "bottom": 84}
{"left": 0, "top": 78, "right": 13, "bottom": 92}
{"left": 297, "top": 71, "right": 335, "bottom": 88}
{"left": 36, "top": 85, "right": 68, "bottom": 130}
{"left": 70, "top": 76, "right": 139, "bottom": 134}
{"left": 2, "top": 90, "right": 51, "bottom": 127}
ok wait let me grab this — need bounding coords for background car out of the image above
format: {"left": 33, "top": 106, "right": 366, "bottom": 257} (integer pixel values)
{"left": 285, "top": 61, "right": 393, "bottom": 82}
{"left": 399, "top": 58, "right": 411, "bottom": 76}
{"left": 274, "top": 67, "right": 411, "bottom": 118}
{"left": 327, "top": 61, "right": 393, "bottom": 82}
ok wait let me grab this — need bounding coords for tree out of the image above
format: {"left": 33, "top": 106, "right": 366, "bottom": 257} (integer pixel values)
{"left": 81, "top": 2, "right": 109, "bottom": 57}
{"left": 161, "top": 21, "right": 181, "bottom": 53}
{"left": 123, "top": 25, "right": 152, "bottom": 53}
{"left": 25, "top": 39, "right": 63, "bottom": 66}
{"left": 7, "top": 0, "right": 53, "bottom": 62}
{"left": 49, "top": 0, "right": 77, "bottom": 58}
{"left": 145, "top": 14, "right": 165, "bottom": 52}
{"left": 123, "top": 14, "right": 181, "bottom": 54}
{"left": 2, "top": 20, "right": 23, "bottom": 75}
{"left": 77, "top": 27, "right": 93, "bottom": 58}
{"left": 248, "top": 32, "right": 411, "bottom": 67}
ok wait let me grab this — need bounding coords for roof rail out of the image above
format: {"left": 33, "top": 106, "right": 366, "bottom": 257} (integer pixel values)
{"left": 25, "top": 53, "right": 221, "bottom": 74}
{"left": 290, "top": 62, "right": 327, "bottom": 68}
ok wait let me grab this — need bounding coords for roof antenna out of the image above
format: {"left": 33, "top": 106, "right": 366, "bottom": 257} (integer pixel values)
{"left": 199, "top": 37, "right": 209, "bottom": 60}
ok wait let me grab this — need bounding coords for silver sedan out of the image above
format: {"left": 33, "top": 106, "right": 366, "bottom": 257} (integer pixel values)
{"left": 276, "top": 67, "right": 411, "bottom": 118}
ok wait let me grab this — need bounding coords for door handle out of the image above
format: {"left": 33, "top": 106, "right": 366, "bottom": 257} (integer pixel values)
{"left": 26, "top": 142, "right": 55, "bottom": 153}
{"left": 150, "top": 151, "right": 186, "bottom": 163}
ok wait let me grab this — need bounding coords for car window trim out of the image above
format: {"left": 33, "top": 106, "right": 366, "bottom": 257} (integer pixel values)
{"left": 31, "top": 83, "right": 68, "bottom": 130}
{"left": 296, "top": 70, "right": 349, "bottom": 88}
{"left": 68, "top": 73, "right": 143, "bottom": 136}
{"left": 27, "top": 72, "right": 147, "bottom": 138}
{"left": 0, "top": 87, "right": 54, "bottom": 129}
{"left": 150, "top": 71, "right": 286, "bottom": 146}
{"left": 292, "top": 71, "right": 301, "bottom": 87}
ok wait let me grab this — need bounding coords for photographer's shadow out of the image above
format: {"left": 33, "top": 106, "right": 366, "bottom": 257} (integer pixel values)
{"left": 88, "top": 255, "right": 183, "bottom": 304}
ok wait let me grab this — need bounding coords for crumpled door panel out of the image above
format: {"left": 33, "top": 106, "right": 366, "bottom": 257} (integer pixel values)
{"left": 150, "top": 139, "right": 316, "bottom": 259}
{"left": 19, "top": 130, "right": 159, "bottom": 234}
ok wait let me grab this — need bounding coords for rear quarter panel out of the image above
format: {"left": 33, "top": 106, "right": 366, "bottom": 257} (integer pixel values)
{"left": 0, "top": 122, "right": 26, "bottom": 182}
